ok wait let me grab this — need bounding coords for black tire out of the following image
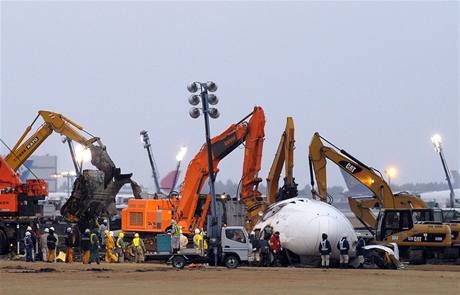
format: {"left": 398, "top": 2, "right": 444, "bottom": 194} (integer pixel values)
{"left": 172, "top": 255, "right": 186, "bottom": 269}
{"left": 0, "top": 230, "right": 7, "bottom": 255}
{"left": 224, "top": 255, "right": 239, "bottom": 269}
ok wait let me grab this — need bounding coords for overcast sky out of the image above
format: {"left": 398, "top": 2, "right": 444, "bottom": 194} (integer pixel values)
{"left": 1, "top": 1, "right": 459, "bottom": 193}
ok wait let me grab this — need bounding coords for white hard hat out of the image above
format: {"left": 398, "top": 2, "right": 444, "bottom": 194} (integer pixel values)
{"left": 44, "top": 228, "right": 49, "bottom": 233}
{"left": 195, "top": 229, "right": 200, "bottom": 234}
{"left": 85, "top": 229, "right": 90, "bottom": 233}
{"left": 27, "top": 226, "right": 32, "bottom": 231}
{"left": 50, "top": 227, "right": 55, "bottom": 231}
{"left": 66, "top": 227, "right": 72, "bottom": 233}
{"left": 109, "top": 231, "right": 114, "bottom": 236}
{"left": 25, "top": 231, "right": 31, "bottom": 236}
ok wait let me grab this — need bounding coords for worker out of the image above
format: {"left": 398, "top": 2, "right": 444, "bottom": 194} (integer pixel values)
{"left": 318, "top": 233, "right": 331, "bottom": 269}
{"left": 105, "top": 231, "right": 118, "bottom": 263}
{"left": 65, "top": 227, "right": 74, "bottom": 263}
{"left": 116, "top": 232, "right": 126, "bottom": 263}
{"left": 81, "top": 229, "right": 91, "bottom": 264}
{"left": 269, "top": 231, "right": 282, "bottom": 266}
{"left": 90, "top": 229, "right": 100, "bottom": 264}
{"left": 132, "top": 233, "right": 146, "bottom": 263}
{"left": 193, "top": 229, "right": 202, "bottom": 254}
{"left": 100, "top": 220, "right": 108, "bottom": 252}
{"left": 26, "top": 226, "right": 36, "bottom": 261}
{"left": 356, "top": 236, "right": 366, "bottom": 269}
{"left": 47, "top": 227, "right": 58, "bottom": 263}
{"left": 170, "top": 220, "right": 180, "bottom": 253}
{"left": 337, "top": 236, "right": 350, "bottom": 268}
{"left": 40, "top": 228, "right": 49, "bottom": 262}
{"left": 259, "top": 230, "right": 270, "bottom": 267}
{"left": 24, "top": 231, "right": 34, "bottom": 262}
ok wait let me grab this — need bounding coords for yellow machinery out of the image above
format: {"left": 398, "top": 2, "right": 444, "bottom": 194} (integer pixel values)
{"left": 5, "top": 110, "right": 100, "bottom": 172}
{"left": 308, "top": 132, "right": 458, "bottom": 261}
{"left": 266, "top": 117, "right": 298, "bottom": 204}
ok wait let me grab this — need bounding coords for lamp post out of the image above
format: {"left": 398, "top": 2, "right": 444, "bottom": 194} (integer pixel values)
{"left": 170, "top": 146, "right": 187, "bottom": 196}
{"left": 385, "top": 166, "right": 398, "bottom": 187}
{"left": 187, "top": 81, "right": 220, "bottom": 266}
{"left": 431, "top": 134, "right": 456, "bottom": 208}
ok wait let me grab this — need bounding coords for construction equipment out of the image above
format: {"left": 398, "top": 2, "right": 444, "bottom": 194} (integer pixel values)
{"left": 266, "top": 117, "right": 298, "bottom": 204}
{"left": 0, "top": 110, "right": 138, "bottom": 253}
{"left": 309, "top": 132, "right": 459, "bottom": 261}
{"left": 122, "top": 106, "right": 266, "bottom": 237}
{"left": 0, "top": 110, "right": 101, "bottom": 254}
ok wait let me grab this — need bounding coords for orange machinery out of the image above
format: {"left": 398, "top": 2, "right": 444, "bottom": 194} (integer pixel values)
{"left": 122, "top": 106, "right": 266, "bottom": 235}
{"left": 0, "top": 110, "right": 100, "bottom": 253}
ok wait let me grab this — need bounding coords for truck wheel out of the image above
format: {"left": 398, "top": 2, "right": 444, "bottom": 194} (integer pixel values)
{"left": 224, "top": 255, "right": 239, "bottom": 269}
{"left": 172, "top": 256, "right": 186, "bottom": 269}
{"left": 0, "top": 230, "right": 7, "bottom": 255}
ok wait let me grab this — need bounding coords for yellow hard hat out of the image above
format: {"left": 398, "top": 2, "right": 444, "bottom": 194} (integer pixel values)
{"left": 119, "top": 232, "right": 124, "bottom": 237}
{"left": 134, "top": 233, "right": 139, "bottom": 238}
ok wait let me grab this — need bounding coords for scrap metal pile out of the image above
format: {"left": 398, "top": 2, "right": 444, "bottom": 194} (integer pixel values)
{"left": 60, "top": 145, "right": 141, "bottom": 230}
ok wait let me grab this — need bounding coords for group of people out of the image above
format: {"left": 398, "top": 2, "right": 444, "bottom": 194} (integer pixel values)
{"left": 256, "top": 225, "right": 284, "bottom": 267}
{"left": 319, "top": 233, "right": 366, "bottom": 269}
{"left": 22, "top": 220, "right": 146, "bottom": 264}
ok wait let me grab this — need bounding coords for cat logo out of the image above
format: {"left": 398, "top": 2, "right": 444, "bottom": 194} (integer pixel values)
{"left": 338, "top": 160, "right": 362, "bottom": 174}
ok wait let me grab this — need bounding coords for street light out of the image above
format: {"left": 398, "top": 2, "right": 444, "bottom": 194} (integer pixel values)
{"left": 431, "top": 133, "right": 456, "bottom": 207}
{"left": 385, "top": 166, "right": 398, "bottom": 187}
{"left": 170, "top": 146, "right": 188, "bottom": 197}
{"left": 187, "top": 81, "right": 220, "bottom": 266}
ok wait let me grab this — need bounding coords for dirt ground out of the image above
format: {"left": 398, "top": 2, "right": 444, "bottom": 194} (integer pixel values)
{"left": 0, "top": 260, "right": 459, "bottom": 295}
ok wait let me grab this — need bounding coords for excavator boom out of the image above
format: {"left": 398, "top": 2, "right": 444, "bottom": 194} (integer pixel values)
{"left": 308, "top": 132, "right": 426, "bottom": 230}
{"left": 5, "top": 110, "right": 99, "bottom": 172}
{"left": 266, "top": 117, "right": 297, "bottom": 204}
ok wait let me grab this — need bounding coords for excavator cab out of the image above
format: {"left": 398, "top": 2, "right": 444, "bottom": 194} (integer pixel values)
{"left": 376, "top": 208, "right": 451, "bottom": 247}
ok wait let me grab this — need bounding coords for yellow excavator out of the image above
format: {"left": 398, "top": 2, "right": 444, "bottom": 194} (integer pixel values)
{"left": 4, "top": 110, "right": 102, "bottom": 173}
{"left": 266, "top": 117, "right": 298, "bottom": 204}
{"left": 308, "top": 132, "right": 458, "bottom": 262}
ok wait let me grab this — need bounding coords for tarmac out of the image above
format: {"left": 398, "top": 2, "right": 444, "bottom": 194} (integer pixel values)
{"left": 0, "top": 260, "right": 459, "bottom": 295}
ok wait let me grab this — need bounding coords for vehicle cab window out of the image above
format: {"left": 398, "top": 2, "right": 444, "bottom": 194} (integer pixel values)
{"left": 225, "top": 228, "right": 246, "bottom": 243}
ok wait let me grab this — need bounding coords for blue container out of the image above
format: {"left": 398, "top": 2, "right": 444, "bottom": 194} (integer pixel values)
{"left": 156, "top": 234, "right": 172, "bottom": 253}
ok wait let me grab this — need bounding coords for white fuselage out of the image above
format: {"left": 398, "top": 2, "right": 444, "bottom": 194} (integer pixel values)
{"left": 254, "top": 197, "right": 357, "bottom": 259}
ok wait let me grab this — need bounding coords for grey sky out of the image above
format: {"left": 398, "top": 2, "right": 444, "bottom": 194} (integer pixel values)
{"left": 1, "top": 1, "right": 459, "bottom": 192}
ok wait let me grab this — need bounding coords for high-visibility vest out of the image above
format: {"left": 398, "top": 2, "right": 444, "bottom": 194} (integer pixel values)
{"left": 90, "top": 233, "right": 97, "bottom": 245}
{"left": 117, "top": 237, "right": 123, "bottom": 248}
{"left": 321, "top": 240, "right": 328, "bottom": 251}
{"left": 340, "top": 239, "right": 347, "bottom": 251}
{"left": 133, "top": 237, "right": 140, "bottom": 247}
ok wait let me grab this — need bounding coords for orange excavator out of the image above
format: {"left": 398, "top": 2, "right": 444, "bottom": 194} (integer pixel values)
{"left": 122, "top": 106, "right": 266, "bottom": 235}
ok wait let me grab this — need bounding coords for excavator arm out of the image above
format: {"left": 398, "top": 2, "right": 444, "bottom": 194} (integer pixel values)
{"left": 266, "top": 117, "right": 297, "bottom": 204}
{"left": 175, "top": 106, "right": 266, "bottom": 232}
{"left": 5, "top": 110, "right": 99, "bottom": 172}
{"left": 308, "top": 132, "right": 426, "bottom": 230}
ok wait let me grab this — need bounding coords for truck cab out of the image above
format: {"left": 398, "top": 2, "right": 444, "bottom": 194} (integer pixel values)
{"left": 169, "top": 226, "right": 253, "bottom": 269}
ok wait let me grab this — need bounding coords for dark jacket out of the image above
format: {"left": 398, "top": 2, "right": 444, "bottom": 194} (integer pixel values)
{"left": 47, "top": 231, "right": 57, "bottom": 250}
{"left": 24, "top": 235, "right": 33, "bottom": 249}
{"left": 65, "top": 232, "right": 74, "bottom": 247}
{"left": 318, "top": 239, "right": 332, "bottom": 255}
{"left": 81, "top": 233, "right": 91, "bottom": 252}
{"left": 90, "top": 232, "right": 99, "bottom": 251}
{"left": 337, "top": 238, "right": 350, "bottom": 255}
{"left": 356, "top": 238, "right": 366, "bottom": 256}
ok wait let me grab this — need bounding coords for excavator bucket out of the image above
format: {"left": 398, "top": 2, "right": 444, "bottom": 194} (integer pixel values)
{"left": 61, "top": 146, "right": 141, "bottom": 230}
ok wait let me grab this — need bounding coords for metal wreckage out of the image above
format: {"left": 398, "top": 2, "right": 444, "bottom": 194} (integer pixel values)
{"left": 61, "top": 145, "right": 141, "bottom": 231}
